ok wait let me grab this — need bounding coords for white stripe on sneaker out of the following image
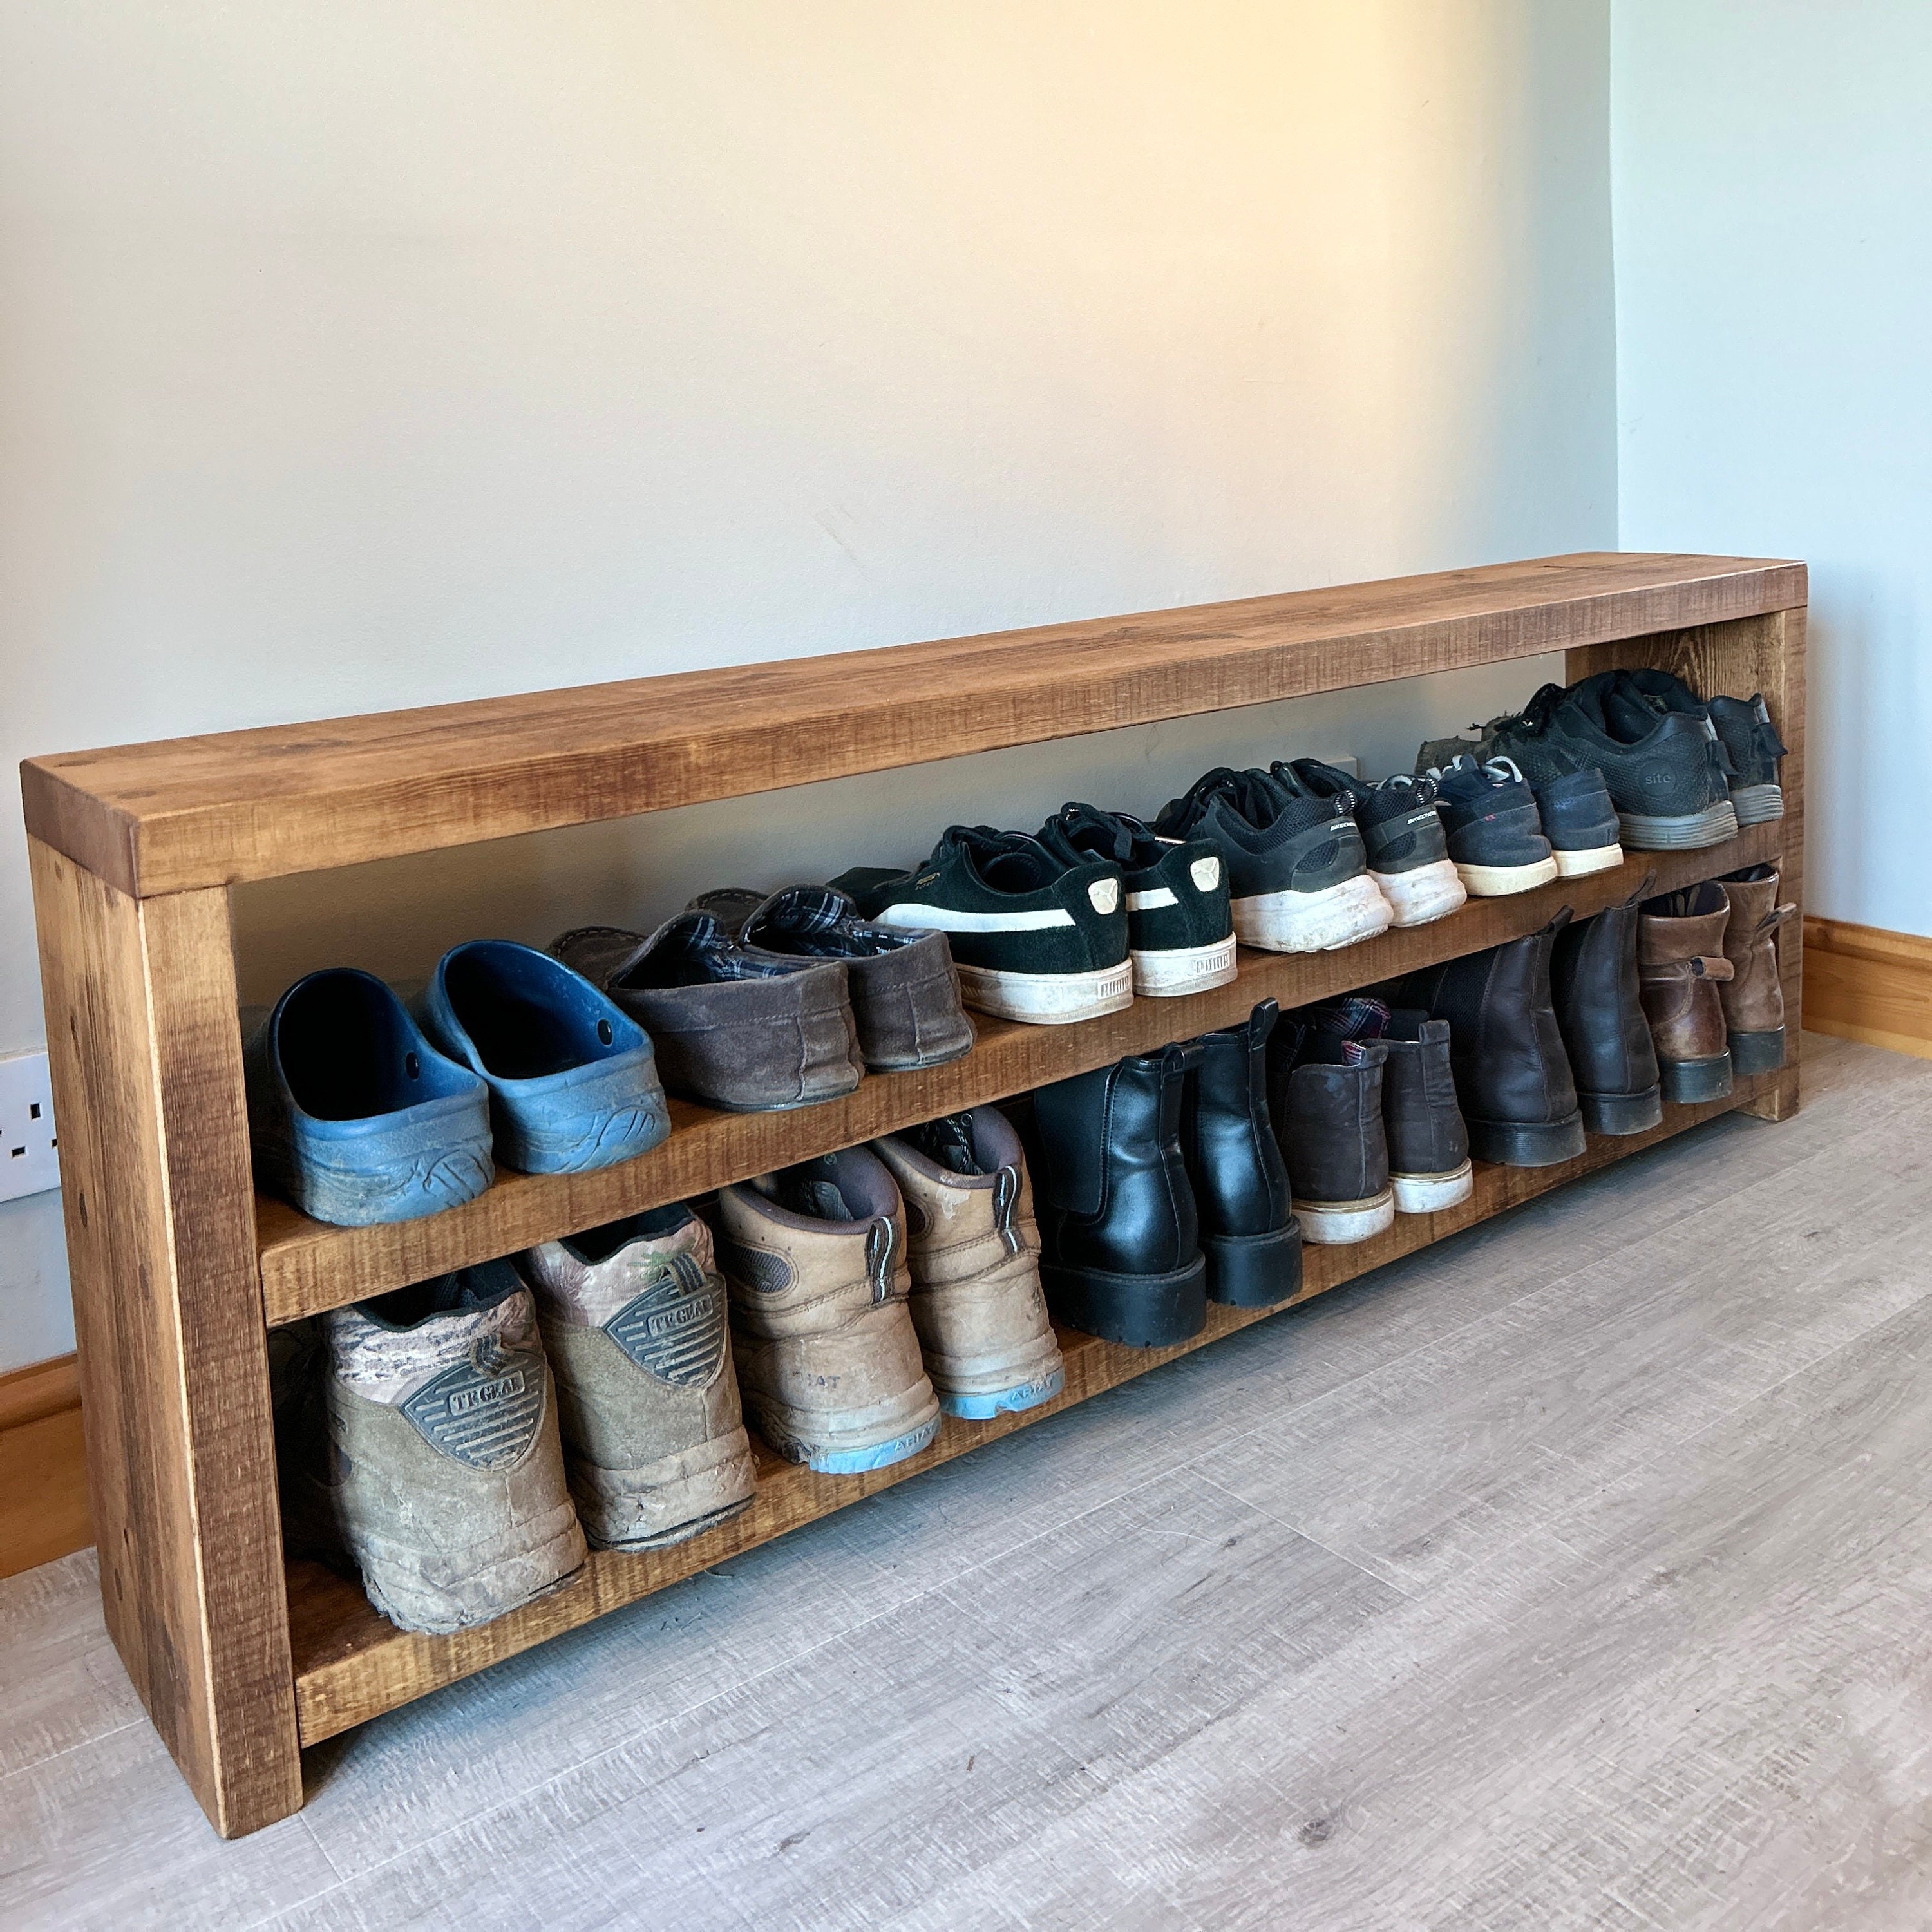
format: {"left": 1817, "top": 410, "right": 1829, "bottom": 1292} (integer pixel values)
{"left": 1124, "top": 886, "right": 1178, "bottom": 911}
{"left": 872, "top": 901, "right": 1075, "bottom": 933}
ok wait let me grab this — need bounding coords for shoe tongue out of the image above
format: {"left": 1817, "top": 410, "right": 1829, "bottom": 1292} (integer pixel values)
{"left": 903, "top": 1113, "right": 984, "bottom": 1177}
{"left": 1055, "top": 805, "right": 1133, "bottom": 866}
{"left": 1604, "top": 681, "right": 1665, "bottom": 739}
{"left": 771, "top": 1172, "right": 855, "bottom": 1222}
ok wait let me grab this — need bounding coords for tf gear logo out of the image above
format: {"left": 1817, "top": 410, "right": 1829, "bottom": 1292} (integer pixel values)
{"left": 402, "top": 1338, "right": 545, "bottom": 1469}
{"left": 605, "top": 1252, "right": 728, "bottom": 1387}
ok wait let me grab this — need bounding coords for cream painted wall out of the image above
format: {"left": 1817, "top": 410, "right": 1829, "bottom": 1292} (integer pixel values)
{"left": 0, "top": 3, "right": 1615, "bottom": 1369}
{"left": 1614, "top": 1, "right": 1932, "bottom": 937}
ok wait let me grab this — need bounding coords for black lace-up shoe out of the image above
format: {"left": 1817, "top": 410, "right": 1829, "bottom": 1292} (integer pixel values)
{"left": 1036, "top": 804, "right": 1236, "bottom": 997}
{"left": 1425, "top": 755, "right": 1560, "bottom": 896}
{"left": 1707, "top": 694, "right": 1788, "bottom": 826}
{"left": 1481, "top": 674, "right": 1738, "bottom": 851}
{"left": 1275, "top": 761, "right": 1466, "bottom": 929}
{"left": 1153, "top": 766, "right": 1392, "bottom": 954}
{"left": 833, "top": 826, "right": 1131, "bottom": 1025}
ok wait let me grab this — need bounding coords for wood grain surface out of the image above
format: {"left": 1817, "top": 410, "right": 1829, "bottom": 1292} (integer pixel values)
{"left": 22, "top": 553, "right": 1804, "bottom": 898}
{"left": 257, "top": 823, "right": 1779, "bottom": 1323}
{"left": 27, "top": 840, "right": 301, "bottom": 1837}
{"left": 289, "top": 1069, "right": 1769, "bottom": 1746}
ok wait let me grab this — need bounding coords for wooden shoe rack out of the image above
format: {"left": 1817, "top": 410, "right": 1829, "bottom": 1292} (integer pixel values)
{"left": 21, "top": 551, "right": 1807, "bottom": 1837}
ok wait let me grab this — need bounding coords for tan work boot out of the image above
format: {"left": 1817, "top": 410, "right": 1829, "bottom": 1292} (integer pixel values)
{"left": 873, "top": 1110, "right": 1065, "bottom": 1419}
{"left": 1638, "top": 882, "right": 1736, "bottom": 1104}
{"left": 1718, "top": 864, "right": 1798, "bottom": 1075}
{"left": 713, "top": 1148, "right": 940, "bottom": 1474}
{"left": 521, "top": 1206, "right": 758, "bottom": 1550}
{"left": 314, "top": 1261, "right": 586, "bottom": 1634}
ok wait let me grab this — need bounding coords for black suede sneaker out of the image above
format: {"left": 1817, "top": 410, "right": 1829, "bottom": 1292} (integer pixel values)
{"left": 1482, "top": 674, "right": 1738, "bottom": 851}
{"left": 1707, "top": 693, "right": 1788, "bottom": 825}
{"left": 1276, "top": 760, "right": 1466, "bottom": 929}
{"left": 1036, "top": 804, "right": 1236, "bottom": 998}
{"left": 1425, "top": 755, "right": 1559, "bottom": 896}
{"left": 833, "top": 827, "right": 1131, "bottom": 1025}
{"left": 1152, "top": 766, "right": 1392, "bottom": 954}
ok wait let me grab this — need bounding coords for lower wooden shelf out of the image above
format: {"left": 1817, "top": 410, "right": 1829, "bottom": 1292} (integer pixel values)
{"left": 288, "top": 1069, "right": 1772, "bottom": 1746}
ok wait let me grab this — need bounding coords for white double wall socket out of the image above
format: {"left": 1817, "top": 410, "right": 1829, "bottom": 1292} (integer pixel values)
{"left": 0, "top": 1050, "right": 61, "bottom": 1203}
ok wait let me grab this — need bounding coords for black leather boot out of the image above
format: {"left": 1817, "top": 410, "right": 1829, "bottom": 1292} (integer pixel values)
{"left": 1021, "top": 1043, "right": 1208, "bottom": 1347}
{"left": 1397, "top": 911, "right": 1586, "bottom": 1167}
{"left": 1267, "top": 1020, "right": 1394, "bottom": 1244}
{"left": 1550, "top": 878, "right": 1663, "bottom": 1133}
{"left": 1181, "top": 999, "right": 1302, "bottom": 1308}
{"left": 1380, "top": 1009, "right": 1473, "bottom": 1212}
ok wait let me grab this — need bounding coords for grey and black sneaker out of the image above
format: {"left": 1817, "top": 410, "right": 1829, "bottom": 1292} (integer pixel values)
{"left": 520, "top": 1206, "right": 758, "bottom": 1551}
{"left": 297, "top": 1260, "right": 587, "bottom": 1635}
{"left": 833, "top": 826, "right": 1131, "bottom": 1025}
{"left": 1707, "top": 693, "right": 1788, "bottom": 826}
{"left": 1036, "top": 804, "right": 1236, "bottom": 997}
{"left": 1425, "top": 755, "right": 1560, "bottom": 896}
{"left": 1152, "top": 766, "right": 1392, "bottom": 954}
{"left": 1482, "top": 674, "right": 1738, "bottom": 851}
{"left": 1275, "top": 760, "right": 1466, "bottom": 929}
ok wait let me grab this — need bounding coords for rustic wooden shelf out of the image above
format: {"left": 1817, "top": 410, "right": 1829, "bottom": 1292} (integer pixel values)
{"left": 22, "top": 551, "right": 1808, "bottom": 1837}
{"left": 259, "top": 824, "right": 1781, "bottom": 1325}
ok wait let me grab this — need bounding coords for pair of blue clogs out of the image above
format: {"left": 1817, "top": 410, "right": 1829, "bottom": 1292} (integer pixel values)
{"left": 245, "top": 941, "right": 670, "bottom": 1227}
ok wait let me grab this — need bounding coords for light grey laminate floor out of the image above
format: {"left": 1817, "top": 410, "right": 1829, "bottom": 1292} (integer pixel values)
{"left": 5, "top": 1033, "right": 1932, "bottom": 1931}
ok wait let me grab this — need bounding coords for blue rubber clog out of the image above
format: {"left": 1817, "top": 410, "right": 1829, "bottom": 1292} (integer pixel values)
{"left": 414, "top": 941, "right": 670, "bottom": 1173}
{"left": 245, "top": 968, "right": 494, "bottom": 1226}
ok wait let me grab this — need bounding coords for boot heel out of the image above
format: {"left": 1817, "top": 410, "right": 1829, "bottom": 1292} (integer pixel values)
{"left": 1660, "top": 1052, "right": 1735, "bottom": 1102}
{"left": 1728, "top": 1027, "right": 1786, "bottom": 1075}
{"left": 1042, "top": 1256, "right": 1208, "bottom": 1348}
{"left": 1466, "top": 1113, "right": 1587, "bottom": 1167}
{"left": 1200, "top": 1226, "right": 1303, "bottom": 1308}
{"left": 1578, "top": 1087, "right": 1663, "bottom": 1135}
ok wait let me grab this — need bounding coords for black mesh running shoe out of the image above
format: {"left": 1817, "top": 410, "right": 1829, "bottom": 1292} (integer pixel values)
{"left": 1425, "top": 755, "right": 1559, "bottom": 896}
{"left": 1275, "top": 760, "right": 1466, "bottom": 929}
{"left": 1152, "top": 766, "right": 1392, "bottom": 954}
{"left": 1036, "top": 804, "right": 1236, "bottom": 998}
{"left": 1707, "top": 693, "right": 1788, "bottom": 826}
{"left": 833, "top": 826, "right": 1130, "bottom": 1025}
{"left": 1481, "top": 673, "right": 1738, "bottom": 851}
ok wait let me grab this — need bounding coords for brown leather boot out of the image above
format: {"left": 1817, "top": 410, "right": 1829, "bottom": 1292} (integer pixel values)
{"left": 1638, "top": 883, "right": 1736, "bottom": 1103}
{"left": 1717, "top": 865, "right": 1797, "bottom": 1074}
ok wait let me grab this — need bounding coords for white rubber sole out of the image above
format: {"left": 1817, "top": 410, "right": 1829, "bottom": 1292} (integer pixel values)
{"left": 1294, "top": 1189, "right": 1396, "bottom": 1244}
{"left": 1233, "top": 874, "right": 1394, "bottom": 954}
{"left": 1132, "top": 933, "right": 1238, "bottom": 996}
{"left": 1390, "top": 1160, "right": 1474, "bottom": 1214}
{"left": 1455, "top": 854, "right": 1560, "bottom": 896}
{"left": 954, "top": 958, "right": 1133, "bottom": 1024}
{"left": 1730, "top": 782, "right": 1785, "bottom": 826}
{"left": 1372, "top": 858, "right": 1467, "bottom": 929}
{"left": 1552, "top": 841, "right": 1625, "bottom": 878}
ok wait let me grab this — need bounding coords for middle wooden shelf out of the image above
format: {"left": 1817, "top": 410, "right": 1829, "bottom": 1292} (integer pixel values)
{"left": 256, "top": 822, "right": 1779, "bottom": 1324}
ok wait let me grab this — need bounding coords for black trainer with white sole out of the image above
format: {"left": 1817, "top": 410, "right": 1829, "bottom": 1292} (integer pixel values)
{"left": 1278, "top": 761, "right": 1466, "bottom": 928}
{"left": 833, "top": 828, "right": 1131, "bottom": 1025}
{"left": 1530, "top": 768, "right": 1625, "bottom": 878}
{"left": 1426, "top": 755, "right": 1560, "bottom": 896}
{"left": 1152, "top": 766, "right": 1392, "bottom": 954}
{"left": 1036, "top": 804, "right": 1236, "bottom": 998}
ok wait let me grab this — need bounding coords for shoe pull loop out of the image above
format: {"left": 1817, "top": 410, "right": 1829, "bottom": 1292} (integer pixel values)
{"left": 991, "top": 1165, "right": 1020, "bottom": 1255}
{"left": 865, "top": 1218, "right": 895, "bottom": 1304}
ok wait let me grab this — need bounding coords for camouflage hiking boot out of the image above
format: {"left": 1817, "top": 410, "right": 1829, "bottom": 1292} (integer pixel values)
{"left": 520, "top": 1206, "right": 758, "bottom": 1549}
{"left": 318, "top": 1260, "right": 586, "bottom": 1634}
{"left": 872, "top": 1109, "right": 1065, "bottom": 1419}
{"left": 714, "top": 1148, "right": 941, "bottom": 1474}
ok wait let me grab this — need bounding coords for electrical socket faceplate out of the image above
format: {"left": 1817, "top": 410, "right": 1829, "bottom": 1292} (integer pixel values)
{"left": 0, "top": 1050, "right": 61, "bottom": 1202}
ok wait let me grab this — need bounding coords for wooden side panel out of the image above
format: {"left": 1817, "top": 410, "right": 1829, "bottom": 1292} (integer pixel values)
{"left": 290, "top": 1072, "right": 1768, "bottom": 1744}
{"left": 1566, "top": 609, "right": 1804, "bottom": 1120}
{"left": 258, "top": 824, "right": 1782, "bottom": 1321}
{"left": 28, "top": 838, "right": 301, "bottom": 1837}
